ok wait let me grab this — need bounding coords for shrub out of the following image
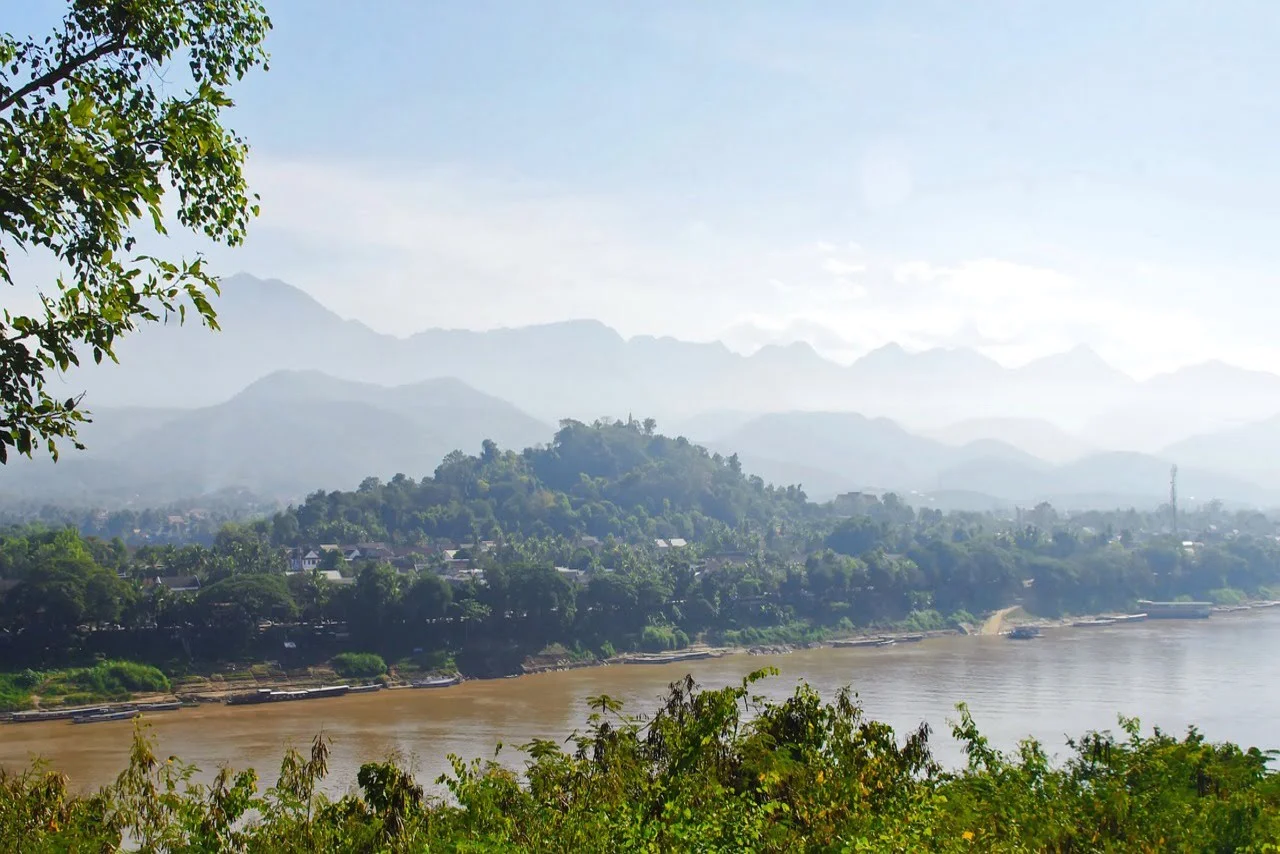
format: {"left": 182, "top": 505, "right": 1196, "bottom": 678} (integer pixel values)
{"left": 35, "top": 661, "right": 170, "bottom": 705}
{"left": 901, "top": 609, "right": 947, "bottom": 632}
{"left": 640, "top": 625, "right": 686, "bottom": 652}
{"left": 332, "top": 652, "right": 388, "bottom": 679}
{"left": 1208, "top": 588, "right": 1246, "bottom": 606}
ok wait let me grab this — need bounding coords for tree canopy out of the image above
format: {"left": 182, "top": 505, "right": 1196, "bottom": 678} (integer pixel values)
{"left": 0, "top": 0, "right": 270, "bottom": 462}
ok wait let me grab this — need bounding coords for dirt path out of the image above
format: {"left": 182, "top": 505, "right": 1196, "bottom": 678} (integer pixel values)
{"left": 980, "top": 606, "right": 1019, "bottom": 636}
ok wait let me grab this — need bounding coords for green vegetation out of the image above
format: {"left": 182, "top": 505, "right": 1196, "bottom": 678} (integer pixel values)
{"left": 639, "top": 624, "right": 691, "bottom": 652}
{"left": 0, "top": 661, "right": 168, "bottom": 711}
{"left": 5, "top": 422, "right": 1280, "bottom": 682}
{"left": 330, "top": 652, "right": 387, "bottom": 680}
{"left": 1210, "top": 587, "right": 1249, "bottom": 605}
{"left": 2, "top": 671, "right": 1278, "bottom": 851}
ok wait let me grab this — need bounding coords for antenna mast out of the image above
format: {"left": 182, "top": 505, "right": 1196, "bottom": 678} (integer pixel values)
{"left": 1170, "top": 464, "right": 1179, "bottom": 537}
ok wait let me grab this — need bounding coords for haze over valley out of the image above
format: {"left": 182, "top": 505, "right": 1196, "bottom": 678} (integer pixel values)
{"left": 9, "top": 272, "right": 1280, "bottom": 511}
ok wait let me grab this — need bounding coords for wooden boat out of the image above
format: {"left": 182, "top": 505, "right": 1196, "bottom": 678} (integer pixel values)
{"left": 1072, "top": 618, "right": 1116, "bottom": 627}
{"left": 304, "top": 685, "right": 350, "bottom": 699}
{"left": 347, "top": 684, "right": 382, "bottom": 694}
{"left": 874, "top": 639, "right": 896, "bottom": 648}
{"left": 137, "top": 701, "right": 182, "bottom": 712}
{"left": 1110, "top": 613, "right": 1148, "bottom": 623}
{"left": 618, "top": 650, "right": 715, "bottom": 665}
{"left": 412, "top": 675, "right": 462, "bottom": 689}
{"left": 226, "top": 689, "right": 273, "bottom": 706}
{"left": 1008, "top": 625, "right": 1041, "bottom": 640}
{"left": 832, "top": 637, "right": 885, "bottom": 648}
{"left": 268, "top": 690, "right": 309, "bottom": 702}
{"left": 896, "top": 634, "right": 925, "bottom": 643}
{"left": 73, "top": 709, "right": 140, "bottom": 724}
{"left": 1137, "top": 600, "right": 1211, "bottom": 619}
{"left": 10, "top": 706, "right": 109, "bottom": 723}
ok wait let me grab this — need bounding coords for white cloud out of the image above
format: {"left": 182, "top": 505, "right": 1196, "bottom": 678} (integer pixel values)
{"left": 204, "top": 155, "right": 1275, "bottom": 377}
{"left": 822, "top": 258, "right": 867, "bottom": 276}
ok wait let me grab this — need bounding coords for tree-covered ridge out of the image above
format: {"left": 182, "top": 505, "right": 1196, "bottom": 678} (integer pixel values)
{"left": 4, "top": 672, "right": 1279, "bottom": 851}
{"left": 6, "top": 457, "right": 1280, "bottom": 683}
{"left": 271, "top": 419, "right": 815, "bottom": 546}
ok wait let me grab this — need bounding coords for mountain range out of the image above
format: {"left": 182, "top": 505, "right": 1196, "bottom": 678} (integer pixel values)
{"left": 55, "top": 274, "right": 1280, "bottom": 448}
{"left": 1, "top": 372, "right": 548, "bottom": 506}
{"left": 6, "top": 273, "right": 1280, "bottom": 510}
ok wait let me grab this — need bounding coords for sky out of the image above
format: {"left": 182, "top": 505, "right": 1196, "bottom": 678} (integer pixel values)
{"left": 10, "top": 1, "right": 1280, "bottom": 376}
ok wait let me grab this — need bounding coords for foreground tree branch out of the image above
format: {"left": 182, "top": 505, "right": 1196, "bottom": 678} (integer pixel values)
{"left": 0, "top": 1, "right": 271, "bottom": 462}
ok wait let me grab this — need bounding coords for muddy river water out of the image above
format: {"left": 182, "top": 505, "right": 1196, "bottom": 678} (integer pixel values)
{"left": 2, "top": 609, "right": 1276, "bottom": 794}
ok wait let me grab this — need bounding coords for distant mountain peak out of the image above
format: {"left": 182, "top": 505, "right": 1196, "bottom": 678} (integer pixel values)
{"left": 849, "top": 343, "right": 1003, "bottom": 380}
{"left": 1018, "top": 344, "right": 1130, "bottom": 384}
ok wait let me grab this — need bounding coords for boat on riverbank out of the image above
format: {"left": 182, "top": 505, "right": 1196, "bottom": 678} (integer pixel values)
{"left": 137, "top": 701, "right": 182, "bottom": 712}
{"left": 412, "top": 675, "right": 462, "bottom": 689}
{"left": 72, "top": 709, "right": 140, "bottom": 724}
{"left": 226, "top": 689, "right": 273, "bottom": 706}
{"left": 225, "top": 685, "right": 352, "bottom": 705}
{"left": 617, "top": 650, "right": 717, "bottom": 665}
{"left": 9, "top": 706, "right": 110, "bottom": 723}
{"left": 1138, "top": 600, "right": 1212, "bottom": 619}
{"left": 347, "top": 684, "right": 382, "bottom": 694}
{"left": 832, "top": 637, "right": 886, "bottom": 648}
{"left": 1073, "top": 618, "right": 1116, "bottom": 627}
{"left": 1008, "top": 626, "right": 1042, "bottom": 640}
{"left": 1110, "top": 613, "right": 1148, "bottom": 623}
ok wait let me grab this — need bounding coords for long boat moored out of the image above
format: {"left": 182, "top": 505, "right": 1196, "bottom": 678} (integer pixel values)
{"left": 411, "top": 675, "right": 462, "bottom": 688}
{"left": 10, "top": 706, "right": 110, "bottom": 723}
{"left": 1137, "top": 600, "right": 1212, "bottom": 619}
{"left": 72, "top": 709, "right": 141, "bottom": 724}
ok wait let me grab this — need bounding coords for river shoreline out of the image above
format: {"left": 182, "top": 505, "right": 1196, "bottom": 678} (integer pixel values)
{"left": 7, "top": 600, "right": 1278, "bottom": 726}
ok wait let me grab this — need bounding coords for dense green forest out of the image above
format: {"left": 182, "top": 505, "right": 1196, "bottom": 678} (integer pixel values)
{"left": 4, "top": 671, "right": 1279, "bottom": 851}
{"left": 3, "top": 420, "right": 1280, "bottom": 689}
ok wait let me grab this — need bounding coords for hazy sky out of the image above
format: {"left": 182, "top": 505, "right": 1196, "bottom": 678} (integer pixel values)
{"left": 11, "top": 1, "right": 1280, "bottom": 375}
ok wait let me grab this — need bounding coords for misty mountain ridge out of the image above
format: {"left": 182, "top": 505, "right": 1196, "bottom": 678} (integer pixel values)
{"left": 2, "top": 371, "right": 549, "bottom": 506}
{"left": 53, "top": 274, "right": 1280, "bottom": 453}
{"left": 715, "top": 411, "right": 1276, "bottom": 510}
{"left": 7, "top": 374, "right": 1280, "bottom": 512}
{"left": 926, "top": 417, "right": 1097, "bottom": 464}
{"left": 13, "top": 272, "right": 1280, "bottom": 510}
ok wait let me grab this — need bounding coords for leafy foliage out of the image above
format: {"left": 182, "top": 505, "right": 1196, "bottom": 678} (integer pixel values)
{"left": 7, "top": 426, "right": 1280, "bottom": 678}
{"left": 0, "top": 0, "right": 270, "bottom": 461}
{"left": 330, "top": 652, "right": 386, "bottom": 679}
{"left": 2, "top": 674, "right": 1278, "bottom": 851}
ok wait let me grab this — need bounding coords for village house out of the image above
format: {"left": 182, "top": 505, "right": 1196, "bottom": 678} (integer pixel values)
{"left": 152, "top": 575, "right": 200, "bottom": 594}
{"left": 319, "top": 570, "right": 353, "bottom": 586}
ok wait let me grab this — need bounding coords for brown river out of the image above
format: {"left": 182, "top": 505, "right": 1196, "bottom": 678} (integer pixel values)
{"left": 3, "top": 609, "right": 1278, "bottom": 795}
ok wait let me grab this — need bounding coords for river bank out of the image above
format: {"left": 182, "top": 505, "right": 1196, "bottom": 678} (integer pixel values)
{"left": 9, "top": 601, "right": 1279, "bottom": 726}
{"left": 8, "top": 606, "right": 1280, "bottom": 796}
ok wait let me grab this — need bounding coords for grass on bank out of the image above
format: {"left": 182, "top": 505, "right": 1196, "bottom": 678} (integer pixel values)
{"left": 0, "top": 661, "right": 170, "bottom": 711}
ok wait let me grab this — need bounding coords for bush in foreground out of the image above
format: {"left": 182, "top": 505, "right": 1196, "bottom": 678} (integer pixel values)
{"left": 2, "top": 670, "right": 1279, "bottom": 851}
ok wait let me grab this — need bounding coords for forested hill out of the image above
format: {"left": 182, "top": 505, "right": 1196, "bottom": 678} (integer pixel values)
{"left": 268, "top": 419, "right": 816, "bottom": 546}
